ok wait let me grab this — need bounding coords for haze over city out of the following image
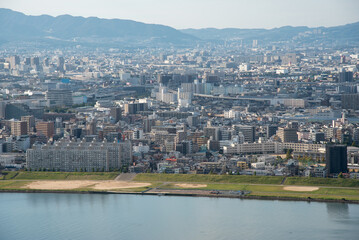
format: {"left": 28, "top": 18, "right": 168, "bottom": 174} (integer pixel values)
{"left": 1, "top": 0, "right": 359, "bottom": 29}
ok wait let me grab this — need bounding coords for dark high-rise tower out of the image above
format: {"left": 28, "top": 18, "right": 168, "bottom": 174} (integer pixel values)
{"left": 266, "top": 125, "right": 278, "bottom": 138}
{"left": 339, "top": 70, "right": 353, "bottom": 82}
{"left": 325, "top": 145, "right": 347, "bottom": 175}
{"left": 110, "top": 107, "right": 122, "bottom": 123}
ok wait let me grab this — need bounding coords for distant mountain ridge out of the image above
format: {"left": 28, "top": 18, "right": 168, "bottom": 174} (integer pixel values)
{"left": 0, "top": 8, "right": 196, "bottom": 47}
{"left": 181, "top": 22, "right": 359, "bottom": 46}
{"left": 0, "top": 8, "right": 359, "bottom": 48}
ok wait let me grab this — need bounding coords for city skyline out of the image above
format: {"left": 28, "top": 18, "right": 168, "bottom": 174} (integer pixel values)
{"left": 1, "top": 0, "right": 359, "bottom": 29}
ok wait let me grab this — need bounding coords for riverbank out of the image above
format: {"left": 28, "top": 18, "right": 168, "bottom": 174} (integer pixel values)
{"left": 1, "top": 172, "right": 359, "bottom": 204}
{"left": 1, "top": 188, "right": 358, "bottom": 204}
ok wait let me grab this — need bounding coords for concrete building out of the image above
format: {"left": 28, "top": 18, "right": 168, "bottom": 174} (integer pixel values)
{"left": 342, "top": 94, "right": 359, "bottom": 110}
{"left": 223, "top": 142, "right": 324, "bottom": 155}
{"left": 9, "top": 55, "right": 20, "bottom": 69}
{"left": 325, "top": 145, "right": 348, "bottom": 175}
{"left": 10, "top": 120, "right": 28, "bottom": 136}
{"left": 26, "top": 139, "right": 132, "bottom": 172}
{"left": 267, "top": 125, "right": 278, "bottom": 138}
{"left": 276, "top": 127, "right": 298, "bottom": 143}
{"left": 21, "top": 115, "right": 35, "bottom": 133}
{"left": 234, "top": 125, "right": 255, "bottom": 143}
{"left": 110, "top": 107, "right": 122, "bottom": 122}
{"left": 45, "top": 89, "right": 73, "bottom": 107}
{"left": 36, "top": 121, "right": 55, "bottom": 139}
{"left": 124, "top": 102, "right": 148, "bottom": 115}
{"left": 0, "top": 101, "right": 6, "bottom": 119}
{"left": 339, "top": 70, "right": 353, "bottom": 82}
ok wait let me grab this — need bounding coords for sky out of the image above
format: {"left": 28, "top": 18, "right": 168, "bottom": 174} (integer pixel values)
{"left": 1, "top": 0, "right": 359, "bottom": 29}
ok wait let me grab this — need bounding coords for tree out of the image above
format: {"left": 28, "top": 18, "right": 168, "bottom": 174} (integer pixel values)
{"left": 338, "top": 172, "right": 344, "bottom": 178}
{"left": 286, "top": 149, "right": 293, "bottom": 160}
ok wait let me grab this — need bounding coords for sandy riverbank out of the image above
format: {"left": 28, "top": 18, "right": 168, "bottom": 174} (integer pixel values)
{"left": 25, "top": 180, "right": 151, "bottom": 190}
{"left": 283, "top": 186, "right": 319, "bottom": 192}
{"left": 1, "top": 187, "right": 358, "bottom": 204}
{"left": 175, "top": 183, "right": 207, "bottom": 188}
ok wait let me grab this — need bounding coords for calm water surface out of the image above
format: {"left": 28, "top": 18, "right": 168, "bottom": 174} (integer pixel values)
{"left": 0, "top": 193, "right": 358, "bottom": 240}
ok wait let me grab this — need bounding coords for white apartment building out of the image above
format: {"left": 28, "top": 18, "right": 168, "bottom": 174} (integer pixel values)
{"left": 223, "top": 142, "right": 324, "bottom": 155}
{"left": 26, "top": 139, "right": 132, "bottom": 171}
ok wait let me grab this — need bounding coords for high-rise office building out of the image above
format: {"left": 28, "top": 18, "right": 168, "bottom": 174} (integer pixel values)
{"left": 339, "top": 70, "right": 353, "bottom": 82}
{"left": 325, "top": 145, "right": 347, "bottom": 174}
{"left": 24, "top": 57, "right": 31, "bottom": 65}
{"left": 57, "top": 56, "right": 65, "bottom": 71}
{"left": 9, "top": 55, "right": 20, "bottom": 69}
{"left": 43, "top": 57, "right": 49, "bottom": 67}
{"left": 30, "top": 57, "right": 40, "bottom": 67}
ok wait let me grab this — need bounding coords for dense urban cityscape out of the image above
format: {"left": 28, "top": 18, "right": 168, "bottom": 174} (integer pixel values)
{"left": 1, "top": 2, "right": 359, "bottom": 239}
{"left": 1, "top": 35, "right": 359, "bottom": 179}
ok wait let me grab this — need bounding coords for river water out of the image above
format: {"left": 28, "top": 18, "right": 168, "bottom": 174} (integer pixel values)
{"left": 0, "top": 193, "right": 358, "bottom": 240}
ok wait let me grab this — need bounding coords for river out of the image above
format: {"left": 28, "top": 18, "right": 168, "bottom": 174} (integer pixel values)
{"left": 0, "top": 193, "right": 358, "bottom": 240}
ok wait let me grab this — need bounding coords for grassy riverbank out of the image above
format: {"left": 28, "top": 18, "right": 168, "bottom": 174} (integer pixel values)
{"left": 134, "top": 173, "right": 284, "bottom": 184}
{"left": 133, "top": 173, "right": 359, "bottom": 202}
{"left": 284, "top": 177, "right": 359, "bottom": 187}
{"left": 1, "top": 172, "right": 359, "bottom": 203}
{"left": 159, "top": 182, "right": 359, "bottom": 201}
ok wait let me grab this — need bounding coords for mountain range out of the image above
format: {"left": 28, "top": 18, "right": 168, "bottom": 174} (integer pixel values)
{"left": 1, "top": 8, "right": 358, "bottom": 48}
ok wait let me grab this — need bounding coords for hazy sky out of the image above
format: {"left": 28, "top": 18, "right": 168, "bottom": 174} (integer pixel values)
{"left": 1, "top": 0, "right": 359, "bottom": 29}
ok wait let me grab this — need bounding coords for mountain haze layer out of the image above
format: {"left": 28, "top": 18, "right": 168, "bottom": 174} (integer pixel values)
{"left": 0, "top": 8, "right": 358, "bottom": 48}
{"left": 181, "top": 22, "right": 359, "bottom": 46}
{"left": 0, "top": 8, "right": 196, "bottom": 47}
